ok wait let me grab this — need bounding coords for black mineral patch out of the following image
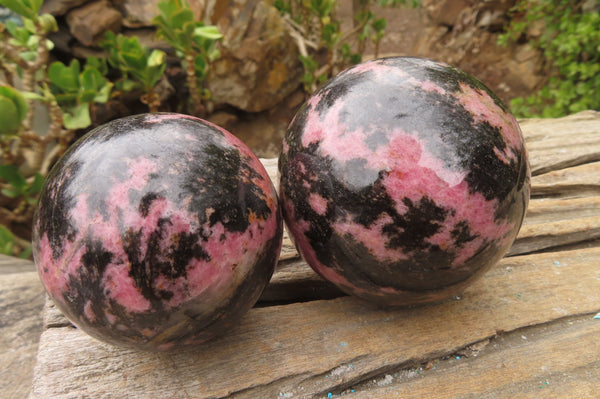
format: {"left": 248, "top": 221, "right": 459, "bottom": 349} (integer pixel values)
{"left": 183, "top": 144, "right": 271, "bottom": 233}
{"left": 34, "top": 159, "right": 80, "bottom": 260}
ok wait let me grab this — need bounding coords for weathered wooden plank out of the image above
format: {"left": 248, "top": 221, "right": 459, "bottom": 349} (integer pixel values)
{"left": 531, "top": 161, "right": 600, "bottom": 198}
{"left": 508, "top": 215, "right": 600, "bottom": 256}
{"left": 347, "top": 315, "right": 600, "bottom": 398}
{"left": 0, "top": 254, "right": 36, "bottom": 274}
{"left": 525, "top": 196, "right": 600, "bottom": 225}
{"left": 520, "top": 110, "right": 600, "bottom": 176}
{"left": 31, "top": 247, "right": 600, "bottom": 399}
{"left": 279, "top": 227, "right": 299, "bottom": 261}
{"left": 0, "top": 267, "right": 44, "bottom": 399}
{"left": 260, "top": 157, "right": 279, "bottom": 190}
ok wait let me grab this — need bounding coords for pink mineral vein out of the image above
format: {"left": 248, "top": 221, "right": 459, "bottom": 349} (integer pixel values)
{"left": 456, "top": 82, "right": 523, "bottom": 156}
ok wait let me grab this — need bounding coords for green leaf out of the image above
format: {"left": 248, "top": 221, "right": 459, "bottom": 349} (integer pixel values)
{"left": 1, "top": 187, "right": 22, "bottom": 198}
{"left": 18, "top": 245, "right": 32, "bottom": 259}
{"left": 54, "top": 92, "right": 78, "bottom": 104}
{"left": 20, "top": 91, "right": 46, "bottom": 101}
{"left": 78, "top": 89, "right": 97, "bottom": 104}
{"left": 19, "top": 50, "right": 37, "bottom": 63}
{"left": 49, "top": 61, "right": 80, "bottom": 92}
{"left": 38, "top": 13, "right": 58, "bottom": 34}
{"left": 194, "top": 54, "right": 208, "bottom": 80}
{"left": 81, "top": 68, "right": 103, "bottom": 91}
{"left": 274, "top": 0, "right": 290, "bottom": 14}
{"left": 321, "top": 22, "right": 340, "bottom": 47}
{"left": 148, "top": 49, "right": 166, "bottom": 68}
{"left": 207, "top": 48, "right": 220, "bottom": 62}
{"left": 157, "top": 0, "right": 179, "bottom": 19}
{"left": 310, "top": 0, "right": 334, "bottom": 17}
{"left": 5, "top": 21, "right": 28, "bottom": 44}
{"left": 372, "top": 17, "right": 386, "bottom": 32}
{"left": 0, "top": 98, "right": 20, "bottom": 135}
{"left": 173, "top": 30, "right": 192, "bottom": 50}
{"left": 144, "top": 50, "right": 167, "bottom": 88}
{"left": 85, "top": 56, "right": 109, "bottom": 76}
{"left": 28, "top": 0, "right": 43, "bottom": 15}
{"left": 118, "top": 79, "right": 139, "bottom": 93}
{"left": 62, "top": 104, "right": 91, "bottom": 129}
{"left": 194, "top": 25, "right": 223, "bottom": 41}
{"left": 170, "top": 8, "right": 194, "bottom": 29}
{"left": 0, "top": 0, "right": 37, "bottom": 19}
{"left": 121, "top": 51, "right": 147, "bottom": 71}
{"left": 94, "top": 82, "right": 113, "bottom": 104}
{"left": 0, "top": 86, "right": 28, "bottom": 128}
{"left": 0, "top": 164, "right": 27, "bottom": 191}
{"left": 0, "top": 225, "right": 15, "bottom": 256}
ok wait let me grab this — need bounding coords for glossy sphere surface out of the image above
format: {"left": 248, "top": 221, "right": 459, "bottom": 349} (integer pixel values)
{"left": 33, "top": 113, "right": 282, "bottom": 351}
{"left": 279, "top": 57, "right": 530, "bottom": 306}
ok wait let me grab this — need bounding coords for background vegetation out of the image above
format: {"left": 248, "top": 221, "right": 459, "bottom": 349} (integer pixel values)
{"left": 499, "top": 0, "right": 600, "bottom": 117}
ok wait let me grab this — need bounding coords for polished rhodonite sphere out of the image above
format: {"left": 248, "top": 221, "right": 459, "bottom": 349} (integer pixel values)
{"left": 279, "top": 57, "right": 530, "bottom": 306}
{"left": 33, "top": 113, "right": 283, "bottom": 351}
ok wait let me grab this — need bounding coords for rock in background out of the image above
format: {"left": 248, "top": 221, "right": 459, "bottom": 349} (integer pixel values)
{"left": 412, "top": 0, "right": 546, "bottom": 102}
{"left": 43, "top": 0, "right": 303, "bottom": 114}
{"left": 202, "top": 0, "right": 303, "bottom": 113}
{"left": 65, "top": 0, "right": 122, "bottom": 46}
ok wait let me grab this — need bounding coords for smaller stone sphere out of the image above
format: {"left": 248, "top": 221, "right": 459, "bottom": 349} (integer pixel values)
{"left": 279, "top": 57, "right": 530, "bottom": 306}
{"left": 33, "top": 113, "right": 282, "bottom": 351}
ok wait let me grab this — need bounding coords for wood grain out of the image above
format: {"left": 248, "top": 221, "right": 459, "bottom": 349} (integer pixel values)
{"left": 531, "top": 162, "right": 600, "bottom": 198}
{"left": 0, "top": 254, "right": 36, "bottom": 274}
{"left": 348, "top": 315, "right": 600, "bottom": 398}
{"left": 525, "top": 196, "right": 600, "bottom": 224}
{"left": 508, "top": 215, "right": 600, "bottom": 256}
{"left": 520, "top": 110, "right": 600, "bottom": 175}
{"left": 0, "top": 267, "right": 44, "bottom": 399}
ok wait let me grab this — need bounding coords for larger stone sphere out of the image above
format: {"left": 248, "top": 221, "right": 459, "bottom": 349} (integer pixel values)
{"left": 33, "top": 113, "right": 283, "bottom": 351}
{"left": 279, "top": 57, "right": 530, "bottom": 306}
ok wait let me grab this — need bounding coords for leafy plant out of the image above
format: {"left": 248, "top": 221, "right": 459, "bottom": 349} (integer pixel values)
{"left": 48, "top": 59, "right": 113, "bottom": 129}
{"left": 0, "top": 0, "right": 42, "bottom": 20}
{"left": 0, "top": 164, "right": 40, "bottom": 258}
{"left": 499, "top": 0, "right": 600, "bottom": 117}
{"left": 0, "top": 86, "right": 28, "bottom": 136}
{"left": 101, "top": 32, "right": 166, "bottom": 112}
{"left": 152, "top": 0, "right": 222, "bottom": 115}
{"left": 0, "top": 164, "right": 43, "bottom": 205}
{"left": 0, "top": 224, "right": 31, "bottom": 258}
{"left": 277, "top": 0, "right": 421, "bottom": 93}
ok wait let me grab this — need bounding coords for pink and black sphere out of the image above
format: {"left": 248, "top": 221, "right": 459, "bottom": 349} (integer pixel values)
{"left": 33, "top": 113, "right": 282, "bottom": 351}
{"left": 279, "top": 57, "right": 530, "bottom": 306}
